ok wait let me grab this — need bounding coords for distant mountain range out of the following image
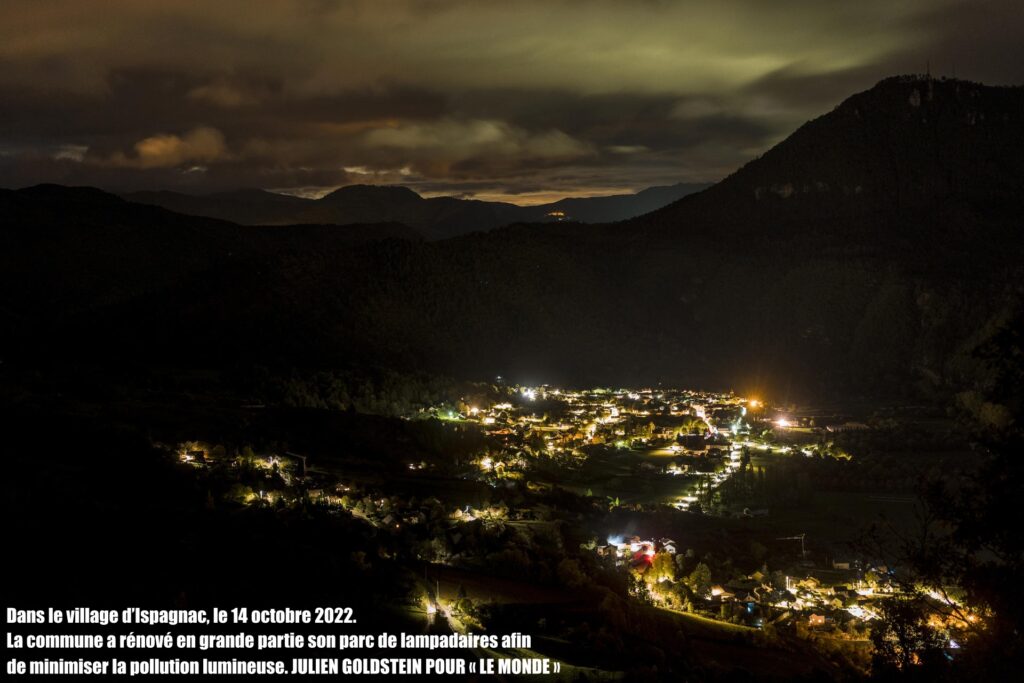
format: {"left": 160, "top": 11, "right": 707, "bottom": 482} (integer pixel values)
{"left": 3, "top": 76, "right": 1021, "bottom": 399}
{"left": 123, "top": 183, "right": 710, "bottom": 240}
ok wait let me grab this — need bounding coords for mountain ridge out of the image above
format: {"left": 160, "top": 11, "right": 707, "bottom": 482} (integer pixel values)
{"left": 642, "top": 75, "right": 1023, "bottom": 238}
{"left": 123, "top": 182, "right": 711, "bottom": 240}
{"left": 2, "top": 76, "right": 1020, "bottom": 399}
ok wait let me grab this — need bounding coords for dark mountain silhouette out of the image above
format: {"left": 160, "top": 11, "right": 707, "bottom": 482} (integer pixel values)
{"left": 542, "top": 184, "right": 711, "bottom": 223}
{"left": 122, "top": 188, "right": 311, "bottom": 225}
{"left": 2, "top": 76, "right": 1021, "bottom": 400}
{"left": 124, "top": 182, "right": 709, "bottom": 240}
{"left": 642, "top": 75, "right": 1023, "bottom": 243}
{"left": 0, "top": 184, "right": 418, "bottom": 351}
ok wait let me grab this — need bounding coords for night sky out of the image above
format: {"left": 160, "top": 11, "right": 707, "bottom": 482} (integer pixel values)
{"left": 1, "top": 0, "right": 1020, "bottom": 203}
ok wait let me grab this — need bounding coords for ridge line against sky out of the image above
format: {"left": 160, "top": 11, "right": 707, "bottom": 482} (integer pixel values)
{"left": 0, "top": 0, "right": 1021, "bottom": 204}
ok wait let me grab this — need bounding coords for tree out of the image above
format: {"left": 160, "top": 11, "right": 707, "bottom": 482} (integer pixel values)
{"left": 870, "top": 596, "right": 947, "bottom": 673}
{"left": 646, "top": 552, "right": 676, "bottom": 585}
{"left": 865, "top": 313, "right": 1024, "bottom": 680}
{"left": 627, "top": 573, "right": 653, "bottom": 605}
{"left": 686, "top": 562, "right": 712, "bottom": 599}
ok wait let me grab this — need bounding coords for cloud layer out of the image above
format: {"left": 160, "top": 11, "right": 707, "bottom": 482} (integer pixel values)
{"left": 0, "top": 0, "right": 1020, "bottom": 201}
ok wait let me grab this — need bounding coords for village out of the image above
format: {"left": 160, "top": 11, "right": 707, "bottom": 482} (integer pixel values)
{"left": 167, "top": 384, "right": 975, "bottom": 664}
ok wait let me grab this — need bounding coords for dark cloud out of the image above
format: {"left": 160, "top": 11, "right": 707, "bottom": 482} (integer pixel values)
{"left": 0, "top": 0, "right": 1020, "bottom": 201}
